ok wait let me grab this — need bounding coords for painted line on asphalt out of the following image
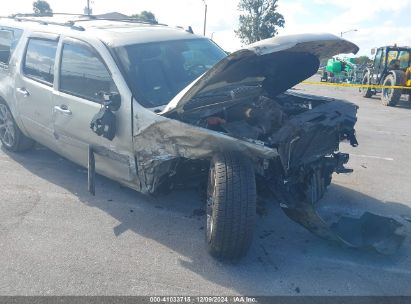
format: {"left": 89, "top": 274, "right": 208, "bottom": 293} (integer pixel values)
{"left": 350, "top": 153, "right": 394, "bottom": 161}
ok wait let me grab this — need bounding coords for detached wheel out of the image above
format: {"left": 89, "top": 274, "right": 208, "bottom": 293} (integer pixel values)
{"left": 206, "top": 152, "right": 256, "bottom": 260}
{"left": 381, "top": 73, "right": 403, "bottom": 106}
{"left": 0, "top": 101, "right": 34, "bottom": 152}
{"left": 360, "top": 74, "right": 372, "bottom": 98}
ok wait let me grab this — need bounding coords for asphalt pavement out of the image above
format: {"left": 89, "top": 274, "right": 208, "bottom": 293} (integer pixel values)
{"left": 1, "top": 75, "right": 411, "bottom": 296}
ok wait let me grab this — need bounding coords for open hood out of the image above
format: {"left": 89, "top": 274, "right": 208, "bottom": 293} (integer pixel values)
{"left": 161, "top": 33, "right": 359, "bottom": 117}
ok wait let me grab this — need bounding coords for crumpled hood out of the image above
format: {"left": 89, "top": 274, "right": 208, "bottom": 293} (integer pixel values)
{"left": 161, "top": 33, "right": 359, "bottom": 116}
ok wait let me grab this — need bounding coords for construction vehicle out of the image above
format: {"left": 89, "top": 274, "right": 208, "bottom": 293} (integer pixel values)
{"left": 360, "top": 46, "right": 411, "bottom": 106}
{"left": 321, "top": 57, "right": 364, "bottom": 83}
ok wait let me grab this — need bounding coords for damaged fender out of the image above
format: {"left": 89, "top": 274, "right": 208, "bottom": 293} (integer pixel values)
{"left": 133, "top": 111, "right": 277, "bottom": 194}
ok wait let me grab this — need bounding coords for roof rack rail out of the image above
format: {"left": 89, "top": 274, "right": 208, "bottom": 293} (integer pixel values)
{"left": 11, "top": 13, "right": 91, "bottom": 18}
{"left": 3, "top": 13, "right": 169, "bottom": 30}
{"left": 14, "top": 17, "right": 85, "bottom": 31}
{"left": 8, "top": 14, "right": 86, "bottom": 31}
{"left": 74, "top": 17, "right": 166, "bottom": 26}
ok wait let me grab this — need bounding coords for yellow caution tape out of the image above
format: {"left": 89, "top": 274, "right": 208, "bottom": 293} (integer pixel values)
{"left": 301, "top": 81, "right": 411, "bottom": 90}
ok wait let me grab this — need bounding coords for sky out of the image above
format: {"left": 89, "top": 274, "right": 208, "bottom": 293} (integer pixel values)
{"left": 2, "top": 0, "right": 411, "bottom": 56}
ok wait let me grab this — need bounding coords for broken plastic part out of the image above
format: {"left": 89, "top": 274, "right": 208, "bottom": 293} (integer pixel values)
{"left": 90, "top": 107, "right": 116, "bottom": 141}
{"left": 281, "top": 201, "right": 405, "bottom": 255}
{"left": 269, "top": 160, "right": 406, "bottom": 255}
{"left": 335, "top": 167, "right": 354, "bottom": 174}
{"left": 330, "top": 212, "right": 406, "bottom": 255}
{"left": 277, "top": 184, "right": 405, "bottom": 255}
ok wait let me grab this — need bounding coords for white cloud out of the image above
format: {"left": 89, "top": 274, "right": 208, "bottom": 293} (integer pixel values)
{"left": 2, "top": 0, "right": 241, "bottom": 51}
{"left": 2, "top": 0, "right": 411, "bottom": 56}
{"left": 277, "top": 0, "right": 411, "bottom": 55}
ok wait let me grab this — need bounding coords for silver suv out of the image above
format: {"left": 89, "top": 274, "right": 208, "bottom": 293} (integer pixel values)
{"left": 0, "top": 15, "right": 365, "bottom": 259}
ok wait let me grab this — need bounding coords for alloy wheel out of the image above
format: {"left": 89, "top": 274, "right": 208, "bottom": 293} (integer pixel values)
{"left": 0, "top": 104, "right": 16, "bottom": 148}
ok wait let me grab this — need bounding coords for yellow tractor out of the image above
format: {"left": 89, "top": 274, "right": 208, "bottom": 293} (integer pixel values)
{"left": 406, "top": 65, "right": 411, "bottom": 88}
{"left": 361, "top": 46, "right": 411, "bottom": 106}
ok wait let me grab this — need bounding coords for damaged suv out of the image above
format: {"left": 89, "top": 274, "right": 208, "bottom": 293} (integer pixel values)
{"left": 1, "top": 15, "right": 366, "bottom": 259}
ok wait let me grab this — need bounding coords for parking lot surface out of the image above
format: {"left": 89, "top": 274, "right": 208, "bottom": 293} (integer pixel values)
{"left": 1, "top": 76, "right": 411, "bottom": 296}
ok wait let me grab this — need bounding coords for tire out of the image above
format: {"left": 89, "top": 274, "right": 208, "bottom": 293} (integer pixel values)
{"left": 360, "top": 74, "right": 372, "bottom": 98}
{"left": 206, "top": 152, "right": 256, "bottom": 260}
{"left": 0, "top": 100, "right": 34, "bottom": 152}
{"left": 321, "top": 71, "right": 328, "bottom": 82}
{"left": 381, "top": 72, "right": 403, "bottom": 106}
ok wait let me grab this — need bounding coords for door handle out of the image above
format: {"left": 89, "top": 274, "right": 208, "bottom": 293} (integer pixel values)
{"left": 54, "top": 105, "right": 72, "bottom": 116}
{"left": 16, "top": 87, "right": 30, "bottom": 97}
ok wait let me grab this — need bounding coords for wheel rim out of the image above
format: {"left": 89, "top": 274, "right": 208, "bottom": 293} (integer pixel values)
{"left": 360, "top": 76, "right": 368, "bottom": 93}
{"left": 206, "top": 165, "right": 216, "bottom": 242}
{"left": 0, "top": 104, "right": 16, "bottom": 148}
{"left": 383, "top": 79, "right": 393, "bottom": 100}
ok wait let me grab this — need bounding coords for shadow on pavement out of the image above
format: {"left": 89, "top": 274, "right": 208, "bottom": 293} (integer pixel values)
{"left": 3, "top": 144, "right": 411, "bottom": 295}
{"left": 369, "top": 95, "right": 411, "bottom": 109}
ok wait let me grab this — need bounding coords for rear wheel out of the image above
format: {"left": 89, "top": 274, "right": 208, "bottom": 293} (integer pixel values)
{"left": 360, "top": 74, "right": 372, "bottom": 98}
{"left": 206, "top": 152, "right": 256, "bottom": 260}
{"left": 0, "top": 101, "right": 34, "bottom": 152}
{"left": 381, "top": 74, "right": 403, "bottom": 106}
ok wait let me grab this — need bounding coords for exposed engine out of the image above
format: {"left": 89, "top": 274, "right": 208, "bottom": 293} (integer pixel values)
{"left": 196, "top": 91, "right": 327, "bottom": 146}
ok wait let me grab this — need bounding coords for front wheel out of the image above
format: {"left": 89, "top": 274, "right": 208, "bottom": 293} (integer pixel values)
{"left": 360, "top": 74, "right": 372, "bottom": 98}
{"left": 381, "top": 73, "right": 403, "bottom": 106}
{"left": 0, "top": 101, "right": 34, "bottom": 152}
{"left": 206, "top": 152, "right": 256, "bottom": 260}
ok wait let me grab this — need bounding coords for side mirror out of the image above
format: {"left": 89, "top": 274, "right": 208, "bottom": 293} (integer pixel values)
{"left": 371, "top": 48, "right": 376, "bottom": 55}
{"left": 0, "top": 30, "right": 13, "bottom": 64}
{"left": 98, "top": 91, "right": 121, "bottom": 111}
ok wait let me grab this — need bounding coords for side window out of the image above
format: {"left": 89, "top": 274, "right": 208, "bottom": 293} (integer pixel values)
{"left": 59, "top": 42, "right": 118, "bottom": 103}
{"left": 0, "top": 30, "right": 13, "bottom": 65}
{"left": 380, "top": 49, "right": 387, "bottom": 67}
{"left": 374, "top": 49, "right": 383, "bottom": 66}
{"left": 0, "top": 27, "right": 23, "bottom": 65}
{"left": 23, "top": 38, "right": 58, "bottom": 85}
{"left": 10, "top": 28, "right": 23, "bottom": 55}
{"left": 399, "top": 51, "right": 410, "bottom": 69}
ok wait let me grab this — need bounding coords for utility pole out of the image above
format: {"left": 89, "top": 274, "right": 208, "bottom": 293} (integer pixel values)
{"left": 202, "top": 0, "right": 207, "bottom": 36}
{"left": 84, "top": 0, "right": 92, "bottom": 15}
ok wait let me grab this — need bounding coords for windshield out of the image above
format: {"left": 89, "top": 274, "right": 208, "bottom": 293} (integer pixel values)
{"left": 399, "top": 50, "right": 410, "bottom": 69}
{"left": 114, "top": 38, "right": 227, "bottom": 108}
{"left": 385, "top": 49, "right": 410, "bottom": 69}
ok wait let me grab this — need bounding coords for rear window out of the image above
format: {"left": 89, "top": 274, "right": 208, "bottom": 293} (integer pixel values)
{"left": 23, "top": 38, "right": 58, "bottom": 85}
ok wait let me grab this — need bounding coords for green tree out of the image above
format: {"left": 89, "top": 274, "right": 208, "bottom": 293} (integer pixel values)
{"left": 355, "top": 55, "right": 372, "bottom": 65}
{"left": 235, "top": 0, "right": 285, "bottom": 45}
{"left": 130, "top": 11, "right": 158, "bottom": 24}
{"left": 33, "top": 0, "right": 53, "bottom": 16}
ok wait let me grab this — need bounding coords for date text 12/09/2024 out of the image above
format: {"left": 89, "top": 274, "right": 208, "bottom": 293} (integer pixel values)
{"left": 149, "top": 297, "right": 257, "bottom": 303}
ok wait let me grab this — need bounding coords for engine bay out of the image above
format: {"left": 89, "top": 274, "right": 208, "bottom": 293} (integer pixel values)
{"left": 194, "top": 91, "right": 328, "bottom": 146}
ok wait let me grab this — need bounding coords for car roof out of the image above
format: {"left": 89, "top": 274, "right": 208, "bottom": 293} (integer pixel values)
{"left": 0, "top": 15, "right": 206, "bottom": 47}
